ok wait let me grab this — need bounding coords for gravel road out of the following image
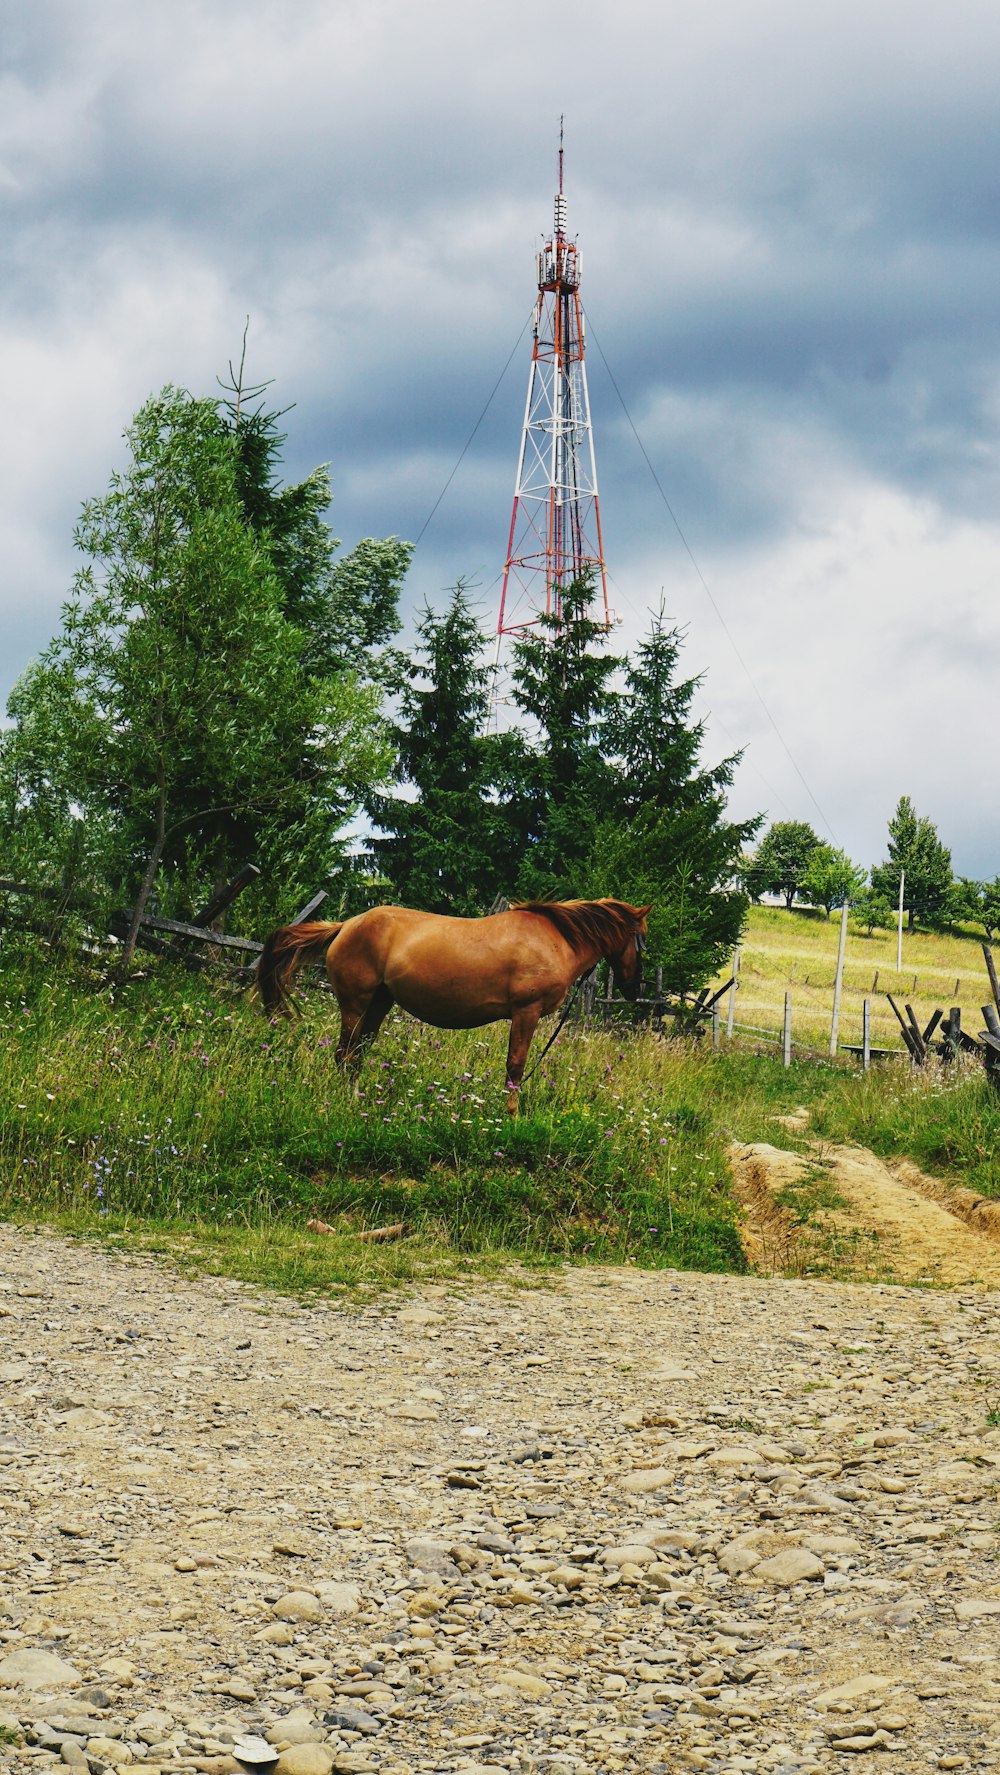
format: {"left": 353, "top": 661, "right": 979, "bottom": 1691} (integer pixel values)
{"left": 3, "top": 1224, "right": 1000, "bottom": 1774}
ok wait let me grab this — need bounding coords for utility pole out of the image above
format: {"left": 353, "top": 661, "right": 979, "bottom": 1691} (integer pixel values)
{"left": 830, "top": 899, "right": 849, "bottom": 1059}
{"left": 897, "top": 868, "right": 905, "bottom": 974}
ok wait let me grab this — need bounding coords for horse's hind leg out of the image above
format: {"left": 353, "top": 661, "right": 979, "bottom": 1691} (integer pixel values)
{"left": 336, "top": 984, "right": 394, "bottom": 1068}
{"left": 504, "top": 1004, "right": 542, "bottom": 1115}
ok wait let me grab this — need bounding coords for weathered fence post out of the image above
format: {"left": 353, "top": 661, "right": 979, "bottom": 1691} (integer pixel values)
{"left": 290, "top": 890, "right": 327, "bottom": 926}
{"left": 783, "top": 992, "right": 792, "bottom": 1068}
{"left": 829, "top": 900, "right": 848, "bottom": 1059}
{"left": 194, "top": 863, "right": 261, "bottom": 930}
{"left": 862, "top": 997, "right": 871, "bottom": 1071}
{"left": 712, "top": 1005, "right": 721, "bottom": 1049}
{"left": 983, "top": 944, "right": 1000, "bottom": 1021}
{"left": 726, "top": 945, "right": 740, "bottom": 1038}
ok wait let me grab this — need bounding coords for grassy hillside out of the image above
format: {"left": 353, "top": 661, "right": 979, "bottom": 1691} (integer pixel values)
{"left": 709, "top": 903, "right": 996, "bottom": 1056}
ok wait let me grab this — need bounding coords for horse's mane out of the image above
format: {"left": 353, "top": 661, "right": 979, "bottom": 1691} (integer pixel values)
{"left": 512, "top": 898, "right": 643, "bottom": 955}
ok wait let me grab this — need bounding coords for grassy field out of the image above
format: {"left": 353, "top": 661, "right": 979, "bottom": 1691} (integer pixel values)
{"left": 709, "top": 903, "right": 997, "bottom": 1056}
{"left": 2, "top": 917, "right": 999, "bottom": 1293}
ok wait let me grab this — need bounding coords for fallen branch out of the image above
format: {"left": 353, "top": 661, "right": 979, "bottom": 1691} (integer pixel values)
{"left": 306, "top": 1217, "right": 411, "bottom": 1243}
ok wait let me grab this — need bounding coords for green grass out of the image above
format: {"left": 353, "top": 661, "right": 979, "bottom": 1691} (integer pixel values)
{"left": 805, "top": 1056, "right": 1000, "bottom": 1197}
{"left": 773, "top": 1157, "right": 847, "bottom": 1224}
{"left": 0, "top": 952, "right": 772, "bottom": 1285}
{"left": 4, "top": 926, "right": 1000, "bottom": 1294}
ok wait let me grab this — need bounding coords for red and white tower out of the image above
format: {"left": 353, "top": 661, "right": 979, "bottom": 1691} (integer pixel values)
{"left": 497, "top": 130, "right": 609, "bottom": 635}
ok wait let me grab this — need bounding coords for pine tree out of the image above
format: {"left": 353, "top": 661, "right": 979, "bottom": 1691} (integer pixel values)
{"left": 0, "top": 388, "right": 394, "bottom": 949}
{"left": 509, "top": 577, "right": 621, "bottom": 899}
{"left": 367, "top": 586, "right": 522, "bottom": 913}
{"left": 218, "top": 364, "right": 411, "bottom": 678}
{"left": 587, "top": 606, "right": 759, "bottom": 992}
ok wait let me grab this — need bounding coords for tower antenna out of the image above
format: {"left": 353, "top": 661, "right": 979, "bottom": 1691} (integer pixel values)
{"left": 496, "top": 127, "right": 609, "bottom": 635}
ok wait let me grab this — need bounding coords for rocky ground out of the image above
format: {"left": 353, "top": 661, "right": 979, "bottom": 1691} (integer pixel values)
{"left": 3, "top": 1221, "right": 1000, "bottom": 1775}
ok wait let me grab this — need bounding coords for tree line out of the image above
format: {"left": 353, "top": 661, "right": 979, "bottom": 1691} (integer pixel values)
{"left": 743, "top": 803, "right": 1000, "bottom": 936}
{"left": 0, "top": 381, "right": 759, "bottom": 989}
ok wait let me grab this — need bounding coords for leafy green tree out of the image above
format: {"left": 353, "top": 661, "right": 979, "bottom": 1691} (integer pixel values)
{"left": 0, "top": 388, "right": 392, "bottom": 956}
{"left": 800, "top": 844, "right": 867, "bottom": 917}
{"left": 952, "top": 877, "right": 1000, "bottom": 940}
{"left": 981, "top": 880, "right": 1000, "bottom": 943}
{"left": 509, "top": 577, "right": 621, "bottom": 899}
{"left": 744, "top": 820, "right": 821, "bottom": 911}
{"left": 585, "top": 608, "right": 760, "bottom": 992}
{"left": 851, "top": 889, "right": 895, "bottom": 937}
{"left": 367, "top": 585, "right": 524, "bottom": 913}
{"left": 871, "top": 796, "right": 953, "bottom": 931}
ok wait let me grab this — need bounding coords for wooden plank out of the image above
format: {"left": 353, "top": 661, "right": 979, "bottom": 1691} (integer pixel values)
{"left": 194, "top": 863, "right": 260, "bottom": 928}
{"left": 982, "top": 1003, "right": 1000, "bottom": 1038}
{"left": 903, "top": 1004, "right": 926, "bottom": 1061}
{"left": 132, "top": 914, "right": 263, "bottom": 953}
{"left": 0, "top": 879, "right": 98, "bottom": 907}
{"left": 984, "top": 944, "right": 1000, "bottom": 1018}
{"left": 703, "top": 976, "right": 735, "bottom": 1014}
{"left": 290, "top": 890, "right": 327, "bottom": 926}
{"left": 941, "top": 1005, "right": 961, "bottom": 1063}
{"left": 885, "top": 993, "right": 918, "bottom": 1059}
{"left": 921, "top": 1008, "right": 943, "bottom": 1045}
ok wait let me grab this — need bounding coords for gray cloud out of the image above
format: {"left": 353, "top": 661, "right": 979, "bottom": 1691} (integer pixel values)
{"left": 4, "top": 0, "right": 1000, "bottom": 875}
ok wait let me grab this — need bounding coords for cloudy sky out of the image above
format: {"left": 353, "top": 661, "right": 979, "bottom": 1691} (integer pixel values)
{"left": 4, "top": 0, "right": 1000, "bottom": 873}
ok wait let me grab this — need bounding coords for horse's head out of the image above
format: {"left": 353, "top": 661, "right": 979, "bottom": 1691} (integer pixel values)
{"left": 610, "top": 904, "right": 652, "bottom": 1002}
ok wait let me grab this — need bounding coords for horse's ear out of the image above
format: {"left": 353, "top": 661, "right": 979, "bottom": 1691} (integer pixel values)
{"left": 635, "top": 904, "right": 653, "bottom": 919}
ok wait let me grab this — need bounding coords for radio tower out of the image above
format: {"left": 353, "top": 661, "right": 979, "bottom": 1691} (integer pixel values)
{"left": 497, "top": 126, "right": 609, "bottom": 636}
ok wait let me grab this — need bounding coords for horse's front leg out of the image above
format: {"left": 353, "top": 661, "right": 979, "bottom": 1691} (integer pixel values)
{"left": 504, "top": 1004, "right": 543, "bottom": 1115}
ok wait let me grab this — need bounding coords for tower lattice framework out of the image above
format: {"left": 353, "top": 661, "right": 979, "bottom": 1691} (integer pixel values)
{"left": 497, "top": 137, "right": 609, "bottom": 635}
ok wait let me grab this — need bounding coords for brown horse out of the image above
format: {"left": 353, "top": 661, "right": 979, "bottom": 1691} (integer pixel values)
{"left": 257, "top": 898, "right": 651, "bottom": 1111}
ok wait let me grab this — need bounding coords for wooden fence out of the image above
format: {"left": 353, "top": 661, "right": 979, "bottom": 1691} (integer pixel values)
{"left": 0, "top": 868, "right": 324, "bottom": 983}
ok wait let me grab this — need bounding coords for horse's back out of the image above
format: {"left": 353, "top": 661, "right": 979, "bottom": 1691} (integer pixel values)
{"left": 329, "top": 904, "right": 571, "bottom": 1027}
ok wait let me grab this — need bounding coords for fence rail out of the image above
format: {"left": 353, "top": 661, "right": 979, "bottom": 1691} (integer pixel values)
{"left": 0, "top": 869, "right": 324, "bottom": 980}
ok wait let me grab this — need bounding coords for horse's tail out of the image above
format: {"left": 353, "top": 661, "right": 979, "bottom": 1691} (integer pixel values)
{"left": 256, "top": 920, "right": 345, "bottom": 1015}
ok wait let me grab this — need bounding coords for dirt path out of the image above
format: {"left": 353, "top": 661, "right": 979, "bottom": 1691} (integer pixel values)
{"left": 730, "top": 1137, "right": 1000, "bottom": 1287}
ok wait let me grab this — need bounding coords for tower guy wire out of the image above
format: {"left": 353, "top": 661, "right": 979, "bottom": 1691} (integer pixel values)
{"left": 586, "top": 310, "right": 836, "bottom": 842}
